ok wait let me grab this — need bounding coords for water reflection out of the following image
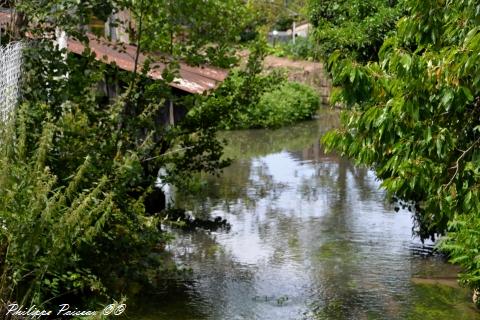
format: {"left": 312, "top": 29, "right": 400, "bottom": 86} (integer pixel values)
{"left": 134, "top": 110, "right": 479, "bottom": 320}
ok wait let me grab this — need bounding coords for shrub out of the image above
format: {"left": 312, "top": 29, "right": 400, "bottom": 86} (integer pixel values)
{"left": 189, "top": 43, "right": 287, "bottom": 131}
{"left": 250, "top": 82, "right": 320, "bottom": 128}
{"left": 191, "top": 42, "right": 321, "bottom": 130}
{"left": 202, "top": 74, "right": 320, "bottom": 130}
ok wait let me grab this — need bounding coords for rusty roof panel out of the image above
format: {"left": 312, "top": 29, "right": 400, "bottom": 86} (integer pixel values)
{"left": 68, "top": 35, "right": 228, "bottom": 94}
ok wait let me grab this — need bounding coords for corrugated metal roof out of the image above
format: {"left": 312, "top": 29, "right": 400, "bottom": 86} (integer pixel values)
{"left": 68, "top": 35, "right": 228, "bottom": 94}
{"left": 0, "top": 11, "right": 228, "bottom": 94}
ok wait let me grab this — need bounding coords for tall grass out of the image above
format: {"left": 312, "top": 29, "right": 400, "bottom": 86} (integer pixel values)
{"left": 0, "top": 102, "right": 166, "bottom": 313}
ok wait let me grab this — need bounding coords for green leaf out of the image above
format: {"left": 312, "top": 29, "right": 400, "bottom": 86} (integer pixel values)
{"left": 350, "top": 68, "right": 357, "bottom": 83}
{"left": 400, "top": 54, "right": 412, "bottom": 71}
{"left": 441, "top": 90, "right": 454, "bottom": 109}
{"left": 460, "top": 86, "right": 474, "bottom": 102}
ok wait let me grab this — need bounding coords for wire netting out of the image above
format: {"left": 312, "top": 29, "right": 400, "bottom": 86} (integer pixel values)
{"left": 0, "top": 42, "right": 23, "bottom": 122}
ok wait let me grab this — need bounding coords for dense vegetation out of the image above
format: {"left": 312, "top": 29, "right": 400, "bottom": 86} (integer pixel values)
{"left": 246, "top": 0, "right": 307, "bottom": 31}
{"left": 315, "top": 0, "right": 480, "bottom": 298}
{"left": 267, "top": 0, "right": 402, "bottom": 69}
{"left": 3, "top": 0, "right": 479, "bottom": 313}
{"left": 308, "top": 0, "right": 403, "bottom": 62}
{"left": 0, "top": 0, "right": 245, "bottom": 311}
{"left": 195, "top": 70, "right": 320, "bottom": 130}
{"left": 0, "top": 99, "right": 169, "bottom": 307}
{"left": 139, "top": 0, "right": 249, "bottom": 67}
{"left": 189, "top": 43, "right": 321, "bottom": 130}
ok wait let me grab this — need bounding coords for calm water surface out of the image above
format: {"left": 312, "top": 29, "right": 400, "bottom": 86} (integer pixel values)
{"left": 135, "top": 110, "right": 479, "bottom": 320}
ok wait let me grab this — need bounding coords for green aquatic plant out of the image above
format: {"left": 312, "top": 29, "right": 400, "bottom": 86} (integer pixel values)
{"left": 406, "top": 283, "right": 477, "bottom": 320}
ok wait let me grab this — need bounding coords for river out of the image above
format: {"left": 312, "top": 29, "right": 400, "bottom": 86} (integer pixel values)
{"left": 134, "top": 110, "right": 479, "bottom": 320}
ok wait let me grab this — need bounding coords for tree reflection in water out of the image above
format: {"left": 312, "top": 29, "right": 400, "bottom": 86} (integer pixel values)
{"left": 133, "top": 110, "right": 478, "bottom": 320}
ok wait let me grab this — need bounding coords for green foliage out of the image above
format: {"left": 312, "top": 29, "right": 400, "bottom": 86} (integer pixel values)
{"left": 269, "top": 37, "right": 318, "bottom": 60}
{"left": 189, "top": 43, "right": 280, "bottom": 127}
{"left": 0, "top": 0, "right": 239, "bottom": 310}
{"left": 273, "top": 15, "right": 294, "bottom": 31}
{"left": 245, "top": 0, "right": 308, "bottom": 30}
{"left": 193, "top": 70, "right": 320, "bottom": 130}
{"left": 190, "top": 42, "right": 320, "bottom": 130}
{"left": 441, "top": 213, "right": 480, "bottom": 291}
{"left": 321, "top": 0, "right": 480, "bottom": 291}
{"left": 214, "top": 70, "right": 285, "bottom": 130}
{"left": 13, "top": 0, "right": 125, "bottom": 40}
{"left": 308, "top": 0, "right": 403, "bottom": 62}
{"left": 0, "top": 103, "right": 168, "bottom": 307}
{"left": 138, "top": 0, "right": 248, "bottom": 67}
{"left": 252, "top": 82, "right": 320, "bottom": 128}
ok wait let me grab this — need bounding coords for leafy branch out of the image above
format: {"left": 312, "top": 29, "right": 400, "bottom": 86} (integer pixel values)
{"left": 445, "top": 136, "right": 480, "bottom": 188}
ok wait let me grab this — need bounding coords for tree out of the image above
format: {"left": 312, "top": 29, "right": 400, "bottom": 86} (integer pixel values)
{"left": 244, "top": 0, "right": 307, "bottom": 38}
{"left": 308, "top": 0, "right": 402, "bottom": 62}
{"left": 137, "top": 0, "right": 249, "bottom": 67}
{"left": 322, "top": 0, "right": 480, "bottom": 293}
{"left": 0, "top": 0, "right": 241, "bottom": 309}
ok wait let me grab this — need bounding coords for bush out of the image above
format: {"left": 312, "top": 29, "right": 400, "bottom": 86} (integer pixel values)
{"left": 250, "top": 82, "right": 320, "bottom": 128}
{"left": 191, "top": 42, "right": 321, "bottom": 130}
{"left": 199, "top": 73, "right": 320, "bottom": 130}
{"left": 0, "top": 37, "right": 232, "bottom": 311}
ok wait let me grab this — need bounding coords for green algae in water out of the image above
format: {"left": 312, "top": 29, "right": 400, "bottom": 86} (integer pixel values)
{"left": 308, "top": 284, "right": 479, "bottom": 320}
{"left": 405, "top": 283, "right": 479, "bottom": 320}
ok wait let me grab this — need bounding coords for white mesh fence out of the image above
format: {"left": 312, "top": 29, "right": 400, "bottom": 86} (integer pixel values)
{"left": 0, "top": 42, "right": 23, "bottom": 122}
